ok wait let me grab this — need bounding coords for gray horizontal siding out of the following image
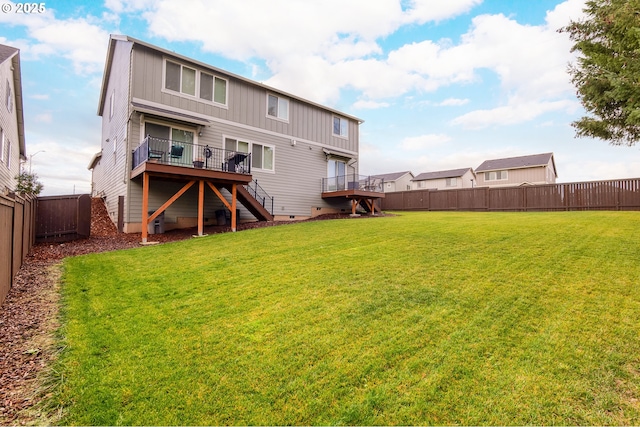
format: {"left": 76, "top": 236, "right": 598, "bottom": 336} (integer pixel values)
{"left": 131, "top": 45, "right": 358, "bottom": 153}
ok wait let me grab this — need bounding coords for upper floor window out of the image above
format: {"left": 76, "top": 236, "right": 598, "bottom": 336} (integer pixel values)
{"left": 164, "top": 60, "right": 227, "bottom": 105}
{"left": 1, "top": 130, "right": 10, "bottom": 168}
{"left": 0, "top": 129, "right": 4, "bottom": 164}
{"left": 485, "top": 170, "right": 508, "bottom": 181}
{"left": 5, "top": 80, "right": 13, "bottom": 113}
{"left": 109, "top": 90, "right": 115, "bottom": 119}
{"left": 267, "top": 94, "right": 289, "bottom": 121}
{"left": 333, "top": 116, "right": 348, "bottom": 138}
{"left": 446, "top": 178, "right": 457, "bottom": 187}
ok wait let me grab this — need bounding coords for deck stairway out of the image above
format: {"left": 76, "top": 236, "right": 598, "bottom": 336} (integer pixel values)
{"left": 224, "top": 180, "right": 274, "bottom": 222}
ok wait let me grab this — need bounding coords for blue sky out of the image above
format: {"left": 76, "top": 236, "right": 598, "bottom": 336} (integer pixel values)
{"left": 1, "top": 0, "right": 639, "bottom": 196}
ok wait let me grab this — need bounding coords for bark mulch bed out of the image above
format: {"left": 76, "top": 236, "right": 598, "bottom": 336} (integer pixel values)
{"left": 0, "top": 198, "right": 379, "bottom": 424}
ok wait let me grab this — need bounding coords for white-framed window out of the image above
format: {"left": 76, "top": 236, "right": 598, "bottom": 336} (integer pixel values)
{"left": 225, "top": 137, "right": 275, "bottom": 172}
{"left": 0, "top": 128, "right": 4, "bottom": 164}
{"left": 145, "top": 121, "right": 195, "bottom": 145}
{"left": 485, "top": 170, "right": 508, "bottom": 181}
{"left": 416, "top": 181, "right": 426, "bottom": 189}
{"left": 164, "top": 59, "right": 227, "bottom": 105}
{"left": 6, "top": 80, "right": 12, "bottom": 113}
{"left": 2, "top": 131, "right": 10, "bottom": 168}
{"left": 267, "top": 94, "right": 289, "bottom": 121}
{"left": 251, "top": 143, "right": 274, "bottom": 171}
{"left": 109, "top": 90, "right": 115, "bottom": 119}
{"left": 446, "top": 178, "right": 457, "bottom": 187}
{"left": 333, "top": 116, "right": 348, "bottom": 138}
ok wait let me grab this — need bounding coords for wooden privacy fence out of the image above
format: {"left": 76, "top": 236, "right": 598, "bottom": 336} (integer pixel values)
{"left": 36, "top": 194, "right": 91, "bottom": 243}
{"left": 0, "top": 193, "right": 37, "bottom": 306}
{"left": 382, "top": 178, "right": 640, "bottom": 212}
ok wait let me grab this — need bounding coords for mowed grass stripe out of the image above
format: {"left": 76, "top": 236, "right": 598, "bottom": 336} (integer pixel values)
{"left": 50, "top": 211, "right": 640, "bottom": 425}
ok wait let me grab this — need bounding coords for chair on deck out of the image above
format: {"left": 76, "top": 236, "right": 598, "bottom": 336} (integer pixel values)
{"left": 170, "top": 145, "right": 184, "bottom": 159}
{"left": 148, "top": 149, "right": 164, "bottom": 161}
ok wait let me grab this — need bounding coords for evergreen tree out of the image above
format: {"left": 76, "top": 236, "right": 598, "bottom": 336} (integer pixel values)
{"left": 561, "top": 0, "right": 640, "bottom": 146}
{"left": 15, "top": 171, "right": 43, "bottom": 195}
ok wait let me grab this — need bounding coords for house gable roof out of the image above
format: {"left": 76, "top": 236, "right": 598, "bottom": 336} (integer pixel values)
{"left": 372, "top": 171, "right": 414, "bottom": 181}
{"left": 413, "top": 167, "right": 474, "bottom": 181}
{"left": 476, "top": 152, "right": 557, "bottom": 177}
{"left": 0, "top": 44, "right": 26, "bottom": 159}
{"left": 98, "top": 35, "right": 364, "bottom": 124}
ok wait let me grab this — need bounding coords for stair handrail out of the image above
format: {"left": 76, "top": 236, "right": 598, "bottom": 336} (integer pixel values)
{"left": 244, "top": 179, "right": 274, "bottom": 215}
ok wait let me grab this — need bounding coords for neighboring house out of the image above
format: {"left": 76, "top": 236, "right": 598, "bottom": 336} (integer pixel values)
{"left": 0, "top": 44, "right": 26, "bottom": 193}
{"left": 412, "top": 168, "right": 476, "bottom": 190}
{"left": 373, "top": 171, "right": 414, "bottom": 192}
{"left": 90, "top": 35, "right": 382, "bottom": 241}
{"left": 475, "top": 153, "right": 557, "bottom": 188}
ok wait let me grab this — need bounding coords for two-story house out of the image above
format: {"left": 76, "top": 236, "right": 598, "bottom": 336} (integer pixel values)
{"left": 475, "top": 153, "right": 557, "bottom": 188}
{"left": 412, "top": 168, "right": 476, "bottom": 190}
{"left": 90, "top": 35, "right": 383, "bottom": 242}
{"left": 372, "top": 171, "right": 414, "bottom": 192}
{"left": 0, "top": 44, "right": 26, "bottom": 194}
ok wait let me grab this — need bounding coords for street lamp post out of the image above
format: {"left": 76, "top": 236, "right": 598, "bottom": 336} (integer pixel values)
{"left": 29, "top": 150, "right": 45, "bottom": 174}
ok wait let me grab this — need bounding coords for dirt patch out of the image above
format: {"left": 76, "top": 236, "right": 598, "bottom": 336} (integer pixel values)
{"left": 0, "top": 198, "right": 383, "bottom": 424}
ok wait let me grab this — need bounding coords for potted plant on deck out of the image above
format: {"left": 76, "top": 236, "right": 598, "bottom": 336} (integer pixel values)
{"left": 193, "top": 157, "right": 204, "bottom": 168}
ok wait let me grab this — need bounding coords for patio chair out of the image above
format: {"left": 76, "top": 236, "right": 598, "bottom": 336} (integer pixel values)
{"left": 170, "top": 145, "right": 184, "bottom": 159}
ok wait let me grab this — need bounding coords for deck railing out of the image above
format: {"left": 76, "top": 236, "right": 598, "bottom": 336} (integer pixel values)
{"left": 244, "top": 179, "right": 274, "bottom": 215}
{"left": 322, "top": 174, "right": 384, "bottom": 193}
{"left": 132, "top": 136, "right": 252, "bottom": 174}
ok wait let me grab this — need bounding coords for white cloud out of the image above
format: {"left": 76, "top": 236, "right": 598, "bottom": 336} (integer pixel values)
{"left": 0, "top": 7, "right": 109, "bottom": 75}
{"left": 29, "top": 94, "right": 49, "bottom": 100}
{"left": 561, "top": 160, "right": 640, "bottom": 183}
{"left": 439, "top": 98, "right": 470, "bottom": 106}
{"left": 402, "top": 0, "right": 484, "bottom": 24}
{"left": 450, "top": 98, "right": 579, "bottom": 129}
{"left": 34, "top": 113, "right": 52, "bottom": 123}
{"left": 353, "top": 100, "right": 391, "bottom": 110}
{"left": 401, "top": 134, "right": 451, "bottom": 150}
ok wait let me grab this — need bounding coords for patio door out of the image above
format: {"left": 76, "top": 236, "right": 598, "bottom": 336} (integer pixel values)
{"left": 328, "top": 159, "right": 346, "bottom": 191}
{"left": 144, "top": 122, "right": 194, "bottom": 163}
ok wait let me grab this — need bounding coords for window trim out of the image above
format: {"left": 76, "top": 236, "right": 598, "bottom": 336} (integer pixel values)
{"left": 162, "top": 58, "right": 228, "bottom": 107}
{"left": 0, "top": 128, "right": 4, "bottom": 164}
{"left": 5, "top": 138, "right": 10, "bottom": 169}
{"left": 141, "top": 119, "right": 198, "bottom": 151}
{"left": 224, "top": 135, "right": 275, "bottom": 172}
{"left": 485, "top": 170, "right": 508, "bottom": 181}
{"left": 6, "top": 80, "right": 13, "bottom": 113}
{"left": 266, "top": 93, "right": 289, "bottom": 122}
{"left": 109, "top": 89, "right": 115, "bottom": 119}
{"left": 332, "top": 116, "right": 348, "bottom": 139}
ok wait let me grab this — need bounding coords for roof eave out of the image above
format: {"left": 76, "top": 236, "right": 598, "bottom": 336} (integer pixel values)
{"left": 10, "top": 51, "right": 26, "bottom": 158}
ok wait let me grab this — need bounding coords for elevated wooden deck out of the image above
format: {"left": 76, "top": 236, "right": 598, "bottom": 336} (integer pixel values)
{"left": 322, "top": 189, "right": 385, "bottom": 215}
{"left": 131, "top": 162, "right": 254, "bottom": 243}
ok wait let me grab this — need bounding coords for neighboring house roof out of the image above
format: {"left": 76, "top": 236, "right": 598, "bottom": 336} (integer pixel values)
{"left": 413, "top": 167, "right": 474, "bottom": 181}
{"left": 372, "top": 171, "right": 414, "bottom": 181}
{"left": 98, "top": 35, "right": 364, "bottom": 125}
{"left": 0, "top": 44, "right": 26, "bottom": 160}
{"left": 476, "top": 152, "right": 557, "bottom": 177}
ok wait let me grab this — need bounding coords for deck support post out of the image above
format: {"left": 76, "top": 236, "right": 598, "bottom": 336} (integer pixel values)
{"left": 141, "top": 172, "right": 149, "bottom": 243}
{"left": 197, "top": 179, "right": 205, "bottom": 236}
{"left": 231, "top": 183, "right": 237, "bottom": 232}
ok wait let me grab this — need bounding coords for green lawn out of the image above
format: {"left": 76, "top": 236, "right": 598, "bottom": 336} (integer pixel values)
{"left": 50, "top": 211, "right": 640, "bottom": 425}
